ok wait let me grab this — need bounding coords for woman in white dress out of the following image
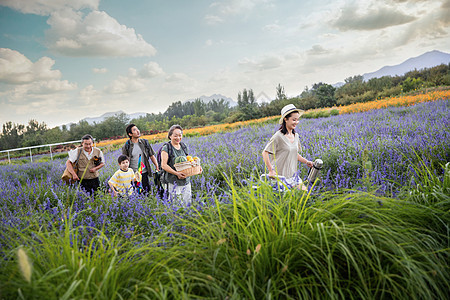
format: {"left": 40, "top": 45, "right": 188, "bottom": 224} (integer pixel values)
{"left": 262, "top": 104, "right": 313, "bottom": 188}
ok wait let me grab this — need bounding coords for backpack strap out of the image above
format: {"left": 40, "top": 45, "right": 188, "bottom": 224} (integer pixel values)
{"left": 166, "top": 142, "right": 188, "bottom": 167}
{"left": 180, "top": 142, "right": 188, "bottom": 156}
{"left": 166, "top": 142, "right": 174, "bottom": 167}
{"left": 143, "top": 139, "right": 151, "bottom": 152}
{"left": 123, "top": 139, "right": 131, "bottom": 156}
{"left": 74, "top": 147, "right": 82, "bottom": 168}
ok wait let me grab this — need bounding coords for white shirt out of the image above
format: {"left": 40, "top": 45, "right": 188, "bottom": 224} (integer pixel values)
{"left": 68, "top": 148, "right": 105, "bottom": 163}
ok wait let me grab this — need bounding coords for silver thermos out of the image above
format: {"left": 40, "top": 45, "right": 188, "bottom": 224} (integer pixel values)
{"left": 307, "top": 159, "right": 323, "bottom": 185}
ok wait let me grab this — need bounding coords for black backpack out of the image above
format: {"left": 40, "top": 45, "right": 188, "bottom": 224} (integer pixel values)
{"left": 154, "top": 142, "right": 188, "bottom": 197}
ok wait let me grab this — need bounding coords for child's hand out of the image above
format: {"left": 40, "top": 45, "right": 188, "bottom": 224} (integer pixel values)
{"left": 135, "top": 172, "right": 142, "bottom": 182}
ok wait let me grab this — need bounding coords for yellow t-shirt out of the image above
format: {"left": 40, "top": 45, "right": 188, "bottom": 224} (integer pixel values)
{"left": 108, "top": 168, "right": 135, "bottom": 196}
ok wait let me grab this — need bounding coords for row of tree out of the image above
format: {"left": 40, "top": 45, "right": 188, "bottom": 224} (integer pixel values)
{"left": 1, "top": 64, "right": 449, "bottom": 151}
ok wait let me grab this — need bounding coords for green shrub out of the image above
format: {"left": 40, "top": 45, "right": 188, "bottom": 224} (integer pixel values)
{"left": 301, "top": 111, "right": 315, "bottom": 119}
{"left": 378, "top": 85, "right": 403, "bottom": 98}
{"left": 52, "top": 153, "right": 68, "bottom": 160}
{"left": 330, "top": 109, "right": 339, "bottom": 116}
{"left": 316, "top": 110, "right": 330, "bottom": 118}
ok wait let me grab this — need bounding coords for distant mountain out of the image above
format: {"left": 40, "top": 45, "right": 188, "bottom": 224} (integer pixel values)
{"left": 363, "top": 50, "right": 450, "bottom": 81}
{"left": 184, "top": 94, "right": 237, "bottom": 107}
{"left": 80, "top": 111, "right": 146, "bottom": 125}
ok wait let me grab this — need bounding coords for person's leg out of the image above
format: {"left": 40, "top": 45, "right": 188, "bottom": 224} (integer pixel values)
{"left": 168, "top": 183, "right": 191, "bottom": 206}
{"left": 80, "top": 178, "right": 100, "bottom": 194}
{"left": 141, "top": 172, "right": 150, "bottom": 193}
{"left": 80, "top": 178, "right": 92, "bottom": 194}
{"left": 181, "top": 183, "right": 192, "bottom": 206}
{"left": 168, "top": 183, "right": 182, "bottom": 204}
{"left": 167, "top": 182, "right": 176, "bottom": 200}
{"left": 92, "top": 177, "right": 100, "bottom": 193}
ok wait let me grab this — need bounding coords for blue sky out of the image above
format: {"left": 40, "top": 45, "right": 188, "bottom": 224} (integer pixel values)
{"left": 1, "top": 0, "right": 449, "bottom": 127}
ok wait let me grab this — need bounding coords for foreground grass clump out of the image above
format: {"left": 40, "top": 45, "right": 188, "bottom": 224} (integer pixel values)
{"left": 1, "top": 179, "right": 448, "bottom": 299}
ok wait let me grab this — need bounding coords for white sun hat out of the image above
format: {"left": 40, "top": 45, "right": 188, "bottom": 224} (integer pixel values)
{"left": 279, "top": 104, "right": 304, "bottom": 124}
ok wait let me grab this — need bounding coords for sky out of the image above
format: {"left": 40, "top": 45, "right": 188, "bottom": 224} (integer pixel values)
{"left": 0, "top": 0, "right": 449, "bottom": 128}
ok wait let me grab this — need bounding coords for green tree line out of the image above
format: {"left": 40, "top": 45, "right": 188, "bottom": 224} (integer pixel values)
{"left": 1, "top": 64, "right": 449, "bottom": 151}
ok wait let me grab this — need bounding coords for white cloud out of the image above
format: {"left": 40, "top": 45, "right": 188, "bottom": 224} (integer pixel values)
{"left": 138, "top": 62, "right": 164, "bottom": 78}
{"left": 164, "top": 73, "right": 199, "bottom": 93}
{"left": 1, "top": 0, "right": 157, "bottom": 58}
{"left": 206, "top": 0, "right": 274, "bottom": 24}
{"left": 210, "top": 0, "right": 272, "bottom": 16}
{"left": 390, "top": 0, "right": 450, "bottom": 46}
{"left": 80, "top": 84, "right": 100, "bottom": 105}
{"left": 239, "top": 54, "right": 283, "bottom": 71}
{"left": 263, "top": 22, "right": 281, "bottom": 32}
{"left": 93, "top": 67, "right": 107, "bottom": 74}
{"left": 204, "top": 39, "right": 226, "bottom": 47}
{"left": 165, "top": 73, "right": 191, "bottom": 82}
{"left": 0, "top": 0, "right": 99, "bottom": 16}
{"left": 46, "top": 9, "right": 156, "bottom": 57}
{"left": 332, "top": 3, "right": 416, "bottom": 31}
{"left": 204, "top": 14, "right": 224, "bottom": 25}
{"left": 0, "top": 48, "right": 61, "bottom": 84}
{"left": 27, "top": 80, "right": 77, "bottom": 95}
{"left": 0, "top": 48, "right": 77, "bottom": 117}
{"left": 101, "top": 61, "right": 163, "bottom": 95}
{"left": 104, "top": 76, "right": 147, "bottom": 94}
{"left": 307, "top": 45, "right": 329, "bottom": 56}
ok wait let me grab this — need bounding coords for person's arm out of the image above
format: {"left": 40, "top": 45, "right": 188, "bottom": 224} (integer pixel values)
{"left": 262, "top": 150, "right": 276, "bottom": 177}
{"left": 108, "top": 181, "right": 117, "bottom": 197}
{"left": 161, "top": 150, "right": 186, "bottom": 180}
{"left": 150, "top": 155, "right": 159, "bottom": 171}
{"left": 66, "top": 159, "right": 80, "bottom": 181}
{"left": 89, "top": 162, "right": 105, "bottom": 173}
{"left": 298, "top": 154, "right": 313, "bottom": 167}
{"left": 89, "top": 150, "right": 105, "bottom": 173}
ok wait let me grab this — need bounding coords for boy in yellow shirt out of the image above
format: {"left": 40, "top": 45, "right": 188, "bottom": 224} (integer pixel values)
{"left": 108, "top": 155, "right": 141, "bottom": 197}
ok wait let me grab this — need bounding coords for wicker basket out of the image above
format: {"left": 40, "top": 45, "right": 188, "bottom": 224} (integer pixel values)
{"left": 174, "top": 159, "right": 201, "bottom": 177}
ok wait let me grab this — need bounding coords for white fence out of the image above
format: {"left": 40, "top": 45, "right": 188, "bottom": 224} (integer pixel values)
{"left": 0, "top": 139, "right": 95, "bottom": 164}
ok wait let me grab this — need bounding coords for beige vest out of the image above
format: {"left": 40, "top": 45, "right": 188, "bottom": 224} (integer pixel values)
{"left": 77, "top": 147, "right": 101, "bottom": 180}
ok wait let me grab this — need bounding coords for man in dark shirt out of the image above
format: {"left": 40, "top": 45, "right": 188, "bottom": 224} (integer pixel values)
{"left": 122, "top": 124, "right": 159, "bottom": 193}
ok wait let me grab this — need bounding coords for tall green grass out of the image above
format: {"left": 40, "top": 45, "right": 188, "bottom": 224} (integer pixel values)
{"left": 2, "top": 176, "right": 448, "bottom": 299}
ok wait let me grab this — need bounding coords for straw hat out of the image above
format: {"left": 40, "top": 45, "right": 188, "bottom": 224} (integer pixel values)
{"left": 279, "top": 104, "right": 304, "bottom": 124}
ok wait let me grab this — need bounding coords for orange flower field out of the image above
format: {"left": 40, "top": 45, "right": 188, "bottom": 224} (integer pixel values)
{"left": 338, "top": 89, "right": 450, "bottom": 114}
{"left": 97, "top": 88, "right": 450, "bottom": 148}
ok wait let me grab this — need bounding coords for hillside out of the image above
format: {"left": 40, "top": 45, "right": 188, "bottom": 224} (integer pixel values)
{"left": 363, "top": 50, "right": 450, "bottom": 80}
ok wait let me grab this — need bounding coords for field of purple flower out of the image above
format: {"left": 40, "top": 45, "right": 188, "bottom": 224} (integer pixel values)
{"left": 0, "top": 100, "right": 448, "bottom": 244}
{"left": 1, "top": 99, "right": 449, "bottom": 299}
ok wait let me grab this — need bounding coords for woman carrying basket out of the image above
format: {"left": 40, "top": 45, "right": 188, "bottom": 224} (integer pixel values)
{"left": 160, "top": 124, "right": 202, "bottom": 206}
{"left": 262, "top": 104, "right": 313, "bottom": 189}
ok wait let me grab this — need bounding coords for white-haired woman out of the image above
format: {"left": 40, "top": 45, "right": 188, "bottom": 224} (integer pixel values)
{"left": 161, "top": 125, "right": 201, "bottom": 206}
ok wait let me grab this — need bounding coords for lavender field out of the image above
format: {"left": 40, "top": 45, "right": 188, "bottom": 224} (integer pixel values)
{"left": 1, "top": 100, "right": 449, "bottom": 299}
